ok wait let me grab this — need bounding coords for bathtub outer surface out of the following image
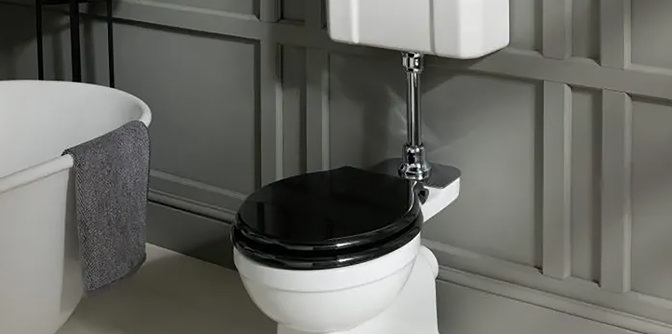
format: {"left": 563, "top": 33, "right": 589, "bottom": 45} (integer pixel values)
{"left": 0, "top": 80, "right": 152, "bottom": 334}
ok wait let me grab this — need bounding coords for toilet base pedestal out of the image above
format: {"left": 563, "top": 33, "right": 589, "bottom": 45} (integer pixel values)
{"left": 277, "top": 246, "right": 441, "bottom": 334}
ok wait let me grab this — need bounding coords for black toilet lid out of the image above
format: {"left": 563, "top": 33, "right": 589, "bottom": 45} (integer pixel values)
{"left": 232, "top": 166, "right": 423, "bottom": 269}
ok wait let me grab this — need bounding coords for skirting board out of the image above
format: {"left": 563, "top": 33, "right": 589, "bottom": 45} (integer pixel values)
{"left": 147, "top": 202, "right": 667, "bottom": 334}
{"left": 436, "top": 280, "right": 637, "bottom": 334}
{"left": 147, "top": 201, "right": 234, "bottom": 268}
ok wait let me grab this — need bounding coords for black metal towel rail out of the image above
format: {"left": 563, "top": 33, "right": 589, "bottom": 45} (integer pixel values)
{"left": 35, "top": 0, "right": 115, "bottom": 87}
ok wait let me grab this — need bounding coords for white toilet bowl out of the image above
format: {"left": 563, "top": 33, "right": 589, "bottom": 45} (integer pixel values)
{"left": 234, "top": 235, "right": 421, "bottom": 333}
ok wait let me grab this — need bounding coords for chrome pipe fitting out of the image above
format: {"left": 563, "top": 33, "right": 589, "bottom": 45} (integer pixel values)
{"left": 399, "top": 52, "right": 431, "bottom": 181}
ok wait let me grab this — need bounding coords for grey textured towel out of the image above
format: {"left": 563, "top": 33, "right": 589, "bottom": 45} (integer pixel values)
{"left": 63, "top": 120, "right": 149, "bottom": 292}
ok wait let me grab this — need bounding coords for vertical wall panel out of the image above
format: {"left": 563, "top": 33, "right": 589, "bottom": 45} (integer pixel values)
{"left": 600, "top": 0, "right": 631, "bottom": 68}
{"left": 510, "top": 0, "right": 542, "bottom": 51}
{"left": 631, "top": 0, "right": 672, "bottom": 69}
{"left": 259, "top": 42, "right": 283, "bottom": 185}
{"left": 280, "top": 46, "right": 307, "bottom": 178}
{"left": 600, "top": 90, "right": 632, "bottom": 293}
{"left": 542, "top": 0, "right": 572, "bottom": 59}
{"left": 282, "top": 0, "right": 305, "bottom": 22}
{"left": 572, "top": 0, "right": 600, "bottom": 61}
{"left": 542, "top": 81, "right": 572, "bottom": 279}
{"left": 631, "top": 98, "right": 672, "bottom": 300}
{"left": 305, "top": 49, "right": 330, "bottom": 172}
{"left": 259, "top": 0, "right": 279, "bottom": 21}
{"left": 571, "top": 88, "right": 602, "bottom": 282}
{"left": 304, "top": 0, "right": 329, "bottom": 171}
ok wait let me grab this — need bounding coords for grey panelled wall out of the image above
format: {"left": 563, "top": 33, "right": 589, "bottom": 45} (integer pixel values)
{"left": 2, "top": 0, "right": 672, "bottom": 332}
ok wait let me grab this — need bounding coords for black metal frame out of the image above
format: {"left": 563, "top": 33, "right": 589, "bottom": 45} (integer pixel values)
{"left": 35, "top": 0, "right": 115, "bottom": 87}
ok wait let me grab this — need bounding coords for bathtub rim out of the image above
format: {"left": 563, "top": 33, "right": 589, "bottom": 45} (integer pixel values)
{"left": 0, "top": 80, "right": 152, "bottom": 194}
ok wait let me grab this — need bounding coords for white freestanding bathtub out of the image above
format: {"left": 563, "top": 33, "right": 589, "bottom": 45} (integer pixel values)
{"left": 0, "top": 80, "right": 152, "bottom": 334}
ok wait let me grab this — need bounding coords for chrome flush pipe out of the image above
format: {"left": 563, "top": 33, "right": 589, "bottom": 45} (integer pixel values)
{"left": 399, "top": 52, "right": 431, "bottom": 181}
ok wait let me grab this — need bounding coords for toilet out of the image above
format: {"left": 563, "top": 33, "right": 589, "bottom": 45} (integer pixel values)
{"left": 232, "top": 167, "right": 459, "bottom": 334}
{"left": 232, "top": 1, "right": 509, "bottom": 333}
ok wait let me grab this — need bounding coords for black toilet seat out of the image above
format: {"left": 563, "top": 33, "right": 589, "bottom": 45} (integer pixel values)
{"left": 231, "top": 167, "right": 423, "bottom": 270}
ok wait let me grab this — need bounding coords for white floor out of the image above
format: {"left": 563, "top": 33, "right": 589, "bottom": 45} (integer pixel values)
{"left": 56, "top": 244, "right": 276, "bottom": 334}
{"left": 54, "top": 244, "right": 639, "bottom": 334}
